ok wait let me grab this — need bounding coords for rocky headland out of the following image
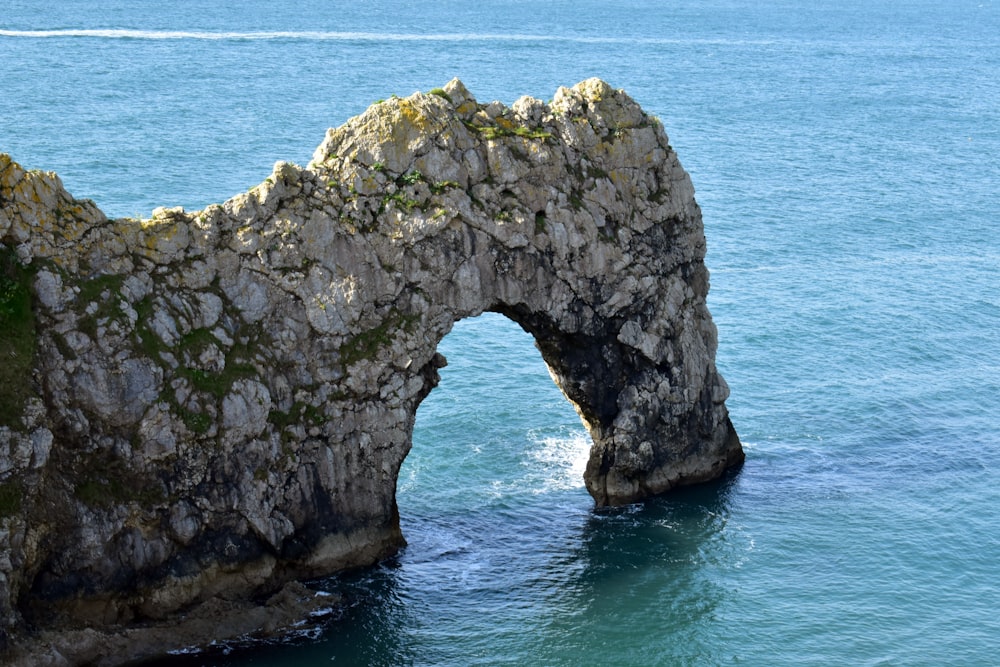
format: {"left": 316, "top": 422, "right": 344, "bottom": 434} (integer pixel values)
{"left": 0, "top": 78, "right": 742, "bottom": 664}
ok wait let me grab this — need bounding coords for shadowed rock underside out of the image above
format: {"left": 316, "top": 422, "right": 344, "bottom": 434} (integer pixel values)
{"left": 0, "top": 78, "right": 741, "bottom": 662}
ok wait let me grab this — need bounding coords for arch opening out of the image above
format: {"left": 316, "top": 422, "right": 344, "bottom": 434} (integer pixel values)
{"left": 399, "top": 312, "right": 592, "bottom": 522}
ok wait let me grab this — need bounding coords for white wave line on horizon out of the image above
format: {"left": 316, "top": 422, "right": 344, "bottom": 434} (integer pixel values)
{"left": 0, "top": 28, "right": 776, "bottom": 46}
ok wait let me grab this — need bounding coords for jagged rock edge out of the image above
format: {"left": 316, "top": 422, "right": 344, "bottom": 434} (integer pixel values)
{"left": 0, "top": 78, "right": 742, "bottom": 664}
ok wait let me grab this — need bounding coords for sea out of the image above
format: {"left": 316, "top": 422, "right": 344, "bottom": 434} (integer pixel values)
{"left": 2, "top": 0, "right": 999, "bottom": 664}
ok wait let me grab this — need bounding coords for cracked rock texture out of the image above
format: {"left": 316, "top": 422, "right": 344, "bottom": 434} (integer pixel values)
{"left": 0, "top": 78, "right": 741, "bottom": 661}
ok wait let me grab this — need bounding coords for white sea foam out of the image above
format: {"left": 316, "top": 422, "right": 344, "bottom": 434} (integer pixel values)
{"left": 526, "top": 429, "right": 591, "bottom": 492}
{"left": 0, "top": 28, "right": 776, "bottom": 46}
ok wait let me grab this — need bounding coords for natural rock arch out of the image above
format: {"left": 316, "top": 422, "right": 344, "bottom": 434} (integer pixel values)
{"left": 0, "top": 79, "right": 741, "bottom": 655}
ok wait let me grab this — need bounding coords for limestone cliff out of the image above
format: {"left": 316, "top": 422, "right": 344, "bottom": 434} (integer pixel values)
{"left": 0, "top": 79, "right": 741, "bottom": 660}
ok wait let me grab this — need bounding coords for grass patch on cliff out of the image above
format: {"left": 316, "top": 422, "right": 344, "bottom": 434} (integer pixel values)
{"left": 340, "top": 309, "right": 419, "bottom": 367}
{"left": 0, "top": 479, "right": 22, "bottom": 517}
{"left": 74, "top": 273, "right": 128, "bottom": 340}
{"left": 178, "top": 406, "right": 212, "bottom": 434}
{"left": 463, "top": 120, "right": 552, "bottom": 141}
{"left": 428, "top": 87, "right": 453, "bottom": 103}
{"left": 177, "top": 327, "right": 219, "bottom": 355}
{"left": 74, "top": 273, "right": 125, "bottom": 308}
{"left": 178, "top": 363, "right": 257, "bottom": 398}
{"left": 398, "top": 170, "right": 424, "bottom": 186}
{"left": 134, "top": 299, "right": 260, "bottom": 403}
{"left": 382, "top": 192, "right": 421, "bottom": 212}
{"left": 535, "top": 211, "right": 547, "bottom": 234}
{"left": 0, "top": 246, "right": 37, "bottom": 429}
{"left": 74, "top": 458, "right": 165, "bottom": 508}
{"left": 429, "top": 180, "right": 460, "bottom": 195}
{"left": 269, "top": 401, "right": 327, "bottom": 431}
{"left": 177, "top": 333, "right": 260, "bottom": 399}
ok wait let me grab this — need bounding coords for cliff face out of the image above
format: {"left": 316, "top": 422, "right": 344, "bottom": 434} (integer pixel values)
{"left": 0, "top": 79, "right": 741, "bottom": 654}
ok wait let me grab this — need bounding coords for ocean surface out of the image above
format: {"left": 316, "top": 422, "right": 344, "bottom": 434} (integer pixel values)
{"left": 3, "top": 0, "right": 1000, "bottom": 664}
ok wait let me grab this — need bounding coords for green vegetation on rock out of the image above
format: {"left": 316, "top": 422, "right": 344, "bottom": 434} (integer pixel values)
{"left": 0, "top": 479, "right": 22, "bottom": 517}
{"left": 74, "top": 273, "right": 125, "bottom": 308}
{"left": 0, "top": 246, "right": 37, "bottom": 429}
{"left": 340, "top": 309, "right": 418, "bottom": 367}
{"left": 463, "top": 121, "right": 552, "bottom": 141}
{"left": 398, "top": 170, "right": 424, "bottom": 186}
{"left": 429, "top": 180, "right": 460, "bottom": 195}
{"left": 428, "top": 87, "right": 453, "bottom": 103}
{"left": 270, "top": 401, "right": 326, "bottom": 429}
{"left": 535, "top": 211, "right": 548, "bottom": 234}
{"left": 73, "top": 453, "right": 165, "bottom": 508}
{"left": 75, "top": 273, "right": 128, "bottom": 339}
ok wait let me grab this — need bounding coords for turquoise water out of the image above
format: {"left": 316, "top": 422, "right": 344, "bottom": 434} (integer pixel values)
{"left": 4, "top": 1, "right": 1000, "bottom": 664}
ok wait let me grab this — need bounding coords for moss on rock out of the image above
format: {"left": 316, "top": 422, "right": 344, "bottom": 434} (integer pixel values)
{"left": 0, "top": 246, "right": 37, "bottom": 429}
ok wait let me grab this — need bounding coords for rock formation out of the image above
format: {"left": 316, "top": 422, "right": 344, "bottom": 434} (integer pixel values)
{"left": 0, "top": 78, "right": 741, "bottom": 660}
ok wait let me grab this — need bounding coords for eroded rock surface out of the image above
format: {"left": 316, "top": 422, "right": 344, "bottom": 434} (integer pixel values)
{"left": 0, "top": 78, "right": 741, "bottom": 661}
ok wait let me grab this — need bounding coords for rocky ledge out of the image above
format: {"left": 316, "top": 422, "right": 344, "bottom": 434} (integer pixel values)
{"left": 0, "top": 79, "right": 741, "bottom": 663}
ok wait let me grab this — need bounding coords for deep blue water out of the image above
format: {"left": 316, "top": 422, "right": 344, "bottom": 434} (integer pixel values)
{"left": 3, "top": 1, "right": 1000, "bottom": 664}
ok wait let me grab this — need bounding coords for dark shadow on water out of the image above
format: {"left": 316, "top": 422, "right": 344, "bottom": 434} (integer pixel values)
{"left": 138, "top": 561, "right": 410, "bottom": 666}
{"left": 576, "top": 466, "right": 744, "bottom": 581}
{"left": 521, "top": 468, "right": 746, "bottom": 664}
{"left": 142, "top": 469, "right": 744, "bottom": 666}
